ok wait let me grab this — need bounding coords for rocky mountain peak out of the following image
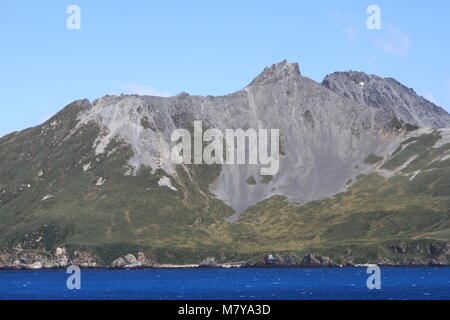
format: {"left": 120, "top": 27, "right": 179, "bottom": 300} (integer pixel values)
{"left": 248, "top": 60, "right": 301, "bottom": 86}
{"left": 323, "top": 71, "right": 374, "bottom": 87}
{"left": 322, "top": 71, "right": 450, "bottom": 128}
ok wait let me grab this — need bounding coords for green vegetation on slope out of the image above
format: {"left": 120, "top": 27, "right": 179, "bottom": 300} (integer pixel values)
{"left": 1, "top": 103, "right": 449, "bottom": 265}
{"left": 364, "top": 154, "right": 384, "bottom": 165}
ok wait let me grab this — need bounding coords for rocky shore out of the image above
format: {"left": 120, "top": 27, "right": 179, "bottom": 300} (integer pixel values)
{"left": 1, "top": 246, "right": 449, "bottom": 270}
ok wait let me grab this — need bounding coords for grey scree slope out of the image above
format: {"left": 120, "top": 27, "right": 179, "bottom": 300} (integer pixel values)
{"left": 73, "top": 60, "right": 450, "bottom": 221}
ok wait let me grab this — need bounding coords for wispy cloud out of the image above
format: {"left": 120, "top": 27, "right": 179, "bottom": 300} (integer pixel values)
{"left": 373, "top": 26, "right": 410, "bottom": 56}
{"left": 328, "top": 11, "right": 358, "bottom": 41}
{"left": 119, "top": 82, "right": 170, "bottom": 97}
{"left": 344, "top": 26, "right": 358, "bottom": 41}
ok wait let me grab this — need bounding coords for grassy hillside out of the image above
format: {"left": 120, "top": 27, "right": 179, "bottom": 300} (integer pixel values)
{"left": 0, "top": 102, "right": 449, "bottom": 266}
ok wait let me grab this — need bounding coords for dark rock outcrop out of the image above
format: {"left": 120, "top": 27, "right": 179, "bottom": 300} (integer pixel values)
{"left": 300, "top": 254, "right": 337, "bottom": 267}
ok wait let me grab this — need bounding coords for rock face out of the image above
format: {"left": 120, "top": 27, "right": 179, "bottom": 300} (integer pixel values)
{"left": 0, "top": 248, "right": 98, "bottom": 269}
{"left": 199, "top": 257, "right": 218, "bottom": 268}
{"left": 110, "top": 257, "right": 126, "bottom": 268}
{"left": 301, "top": 254, "right": 337, "bottom": 267}
{"left": 323, "top": 71, "right": 450, "bottom": 128}
{"left": 110, "top": 252, "right": 153, "bottom": 269}
{"left": 71, "top": 60, "right": 450, "bottom": 220}
{"left": 250, "top": 253, "right": 337, "bottom": 267}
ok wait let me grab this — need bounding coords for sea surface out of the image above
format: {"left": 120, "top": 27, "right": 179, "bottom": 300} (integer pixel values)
{"left": 0, "top": 267, "right": 449, "bottom": 300}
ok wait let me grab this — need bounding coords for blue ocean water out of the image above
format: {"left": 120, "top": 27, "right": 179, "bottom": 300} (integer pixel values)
{"left": 0, "top": 267, "right": 449, "bottom": 300}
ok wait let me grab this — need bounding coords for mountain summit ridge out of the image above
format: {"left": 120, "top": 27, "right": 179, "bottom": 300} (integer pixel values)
{"left": 248, "top": 60, "right": 302, "bottom": 86}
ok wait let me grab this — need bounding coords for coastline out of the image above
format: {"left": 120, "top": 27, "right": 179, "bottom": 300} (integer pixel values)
{"left": 1, "top": 261, "right": 450, "bottom": 271}
{"left": 2, "top": 243, "right": 449, "bottom": 271}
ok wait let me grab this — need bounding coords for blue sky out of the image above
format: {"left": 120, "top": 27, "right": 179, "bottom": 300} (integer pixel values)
{"left": 1, "top": 1, "right": 449, "bottom": 137}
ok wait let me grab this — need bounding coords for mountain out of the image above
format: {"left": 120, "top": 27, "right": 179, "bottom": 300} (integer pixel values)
{"left": 1, "top": 61, "right": 450, "bottom": 269}
{"left": 323, "top": 71, "right": 450, "bottom": 128}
